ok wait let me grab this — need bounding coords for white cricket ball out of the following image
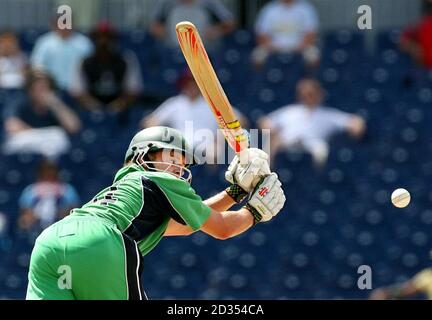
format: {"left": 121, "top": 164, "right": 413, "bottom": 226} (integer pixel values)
{"left": 391, "top": 188, "right": 411, "bottom": 208}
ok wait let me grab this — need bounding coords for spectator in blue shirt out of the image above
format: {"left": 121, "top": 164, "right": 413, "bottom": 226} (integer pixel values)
{"left": 18, "top": 160, "right": 80, "bottom": 231}
{"left": 30, "top": 14, "right": 93, "bottom": 91}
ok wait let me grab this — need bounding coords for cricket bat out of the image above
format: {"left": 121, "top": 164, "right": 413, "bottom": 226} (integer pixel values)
{"left": 176, "top": 21, "right": 249, "bottom": 153}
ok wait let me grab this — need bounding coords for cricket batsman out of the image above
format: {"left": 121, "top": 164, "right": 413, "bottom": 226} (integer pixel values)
{"left": 26, "top": 126, "right": 286, "bottom": 300}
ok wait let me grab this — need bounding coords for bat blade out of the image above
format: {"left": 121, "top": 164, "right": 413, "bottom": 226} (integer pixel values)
{"left": 176, "top": 21, "right": 248, "bottom": 153}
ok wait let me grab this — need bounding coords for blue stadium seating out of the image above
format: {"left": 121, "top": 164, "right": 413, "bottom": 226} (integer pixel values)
{"left": 1, "top": 29, "right": 432, "bottom": 300}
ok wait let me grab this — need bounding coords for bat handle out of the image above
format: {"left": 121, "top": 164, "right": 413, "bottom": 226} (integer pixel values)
{"left": 234, "top": 128, "right": 250, "bottom": 153}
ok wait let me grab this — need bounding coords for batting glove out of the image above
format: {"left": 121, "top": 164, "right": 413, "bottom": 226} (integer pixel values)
{"left": 225, "top": 148, "right": 271, "bottom": 193}
{"left": 244, "top": 173, "right": 286, "bottom": 224}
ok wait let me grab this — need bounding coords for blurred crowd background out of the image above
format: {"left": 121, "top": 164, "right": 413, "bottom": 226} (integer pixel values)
{"left": 1, "top": 0, "right": 432, "bottom": 299}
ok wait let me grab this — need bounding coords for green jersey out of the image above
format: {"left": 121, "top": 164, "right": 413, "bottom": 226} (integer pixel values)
{"left": 70, "top": 164, "right": 212, "bottom": 256}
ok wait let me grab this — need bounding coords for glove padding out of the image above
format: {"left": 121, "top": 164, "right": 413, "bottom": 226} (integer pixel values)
{"left": 225, "top": 148, "right": 271, "bottom": 192}
{"left": 246, "top": 173, "right": 286, "bottom": 223}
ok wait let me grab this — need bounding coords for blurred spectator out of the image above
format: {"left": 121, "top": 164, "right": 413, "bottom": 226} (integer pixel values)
{"left": 18, "top": 160, "right": 80, "bottom": 231}
{"left": 30, "top": 13, "right": 93, "bottom": 91}
{"left": 0, "top": 30, "right": 28, "bottom": 120}
{"left": 140, "top": 69, "right": 246, "bottom": 163}
{"left": 0, "top": 30, "right": 27, "bottom": 90}
{"left": 252, "top": 0, "right": 320, "bottom": 68}
{"left": 370, "top": 268, "right": 432, "bottom": 300}
{"left": 150, "top": 0, "right": 236, "bottom": 49}
{"left": 258, "top": 78, "right": 365, "bottom": 167}
{"left": 70, "top": 21, "right": 143, "bottom": 116}
{"left": 399, "top": 5, "right": 432, "bottom": 69}
{"left": 423, "top": 0, "right": 432, "bottom": 15}
{"left": 3, "top": 69, "right": 81, "bottom": 159}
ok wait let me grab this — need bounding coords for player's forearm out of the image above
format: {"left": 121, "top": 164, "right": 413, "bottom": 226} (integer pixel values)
{"left": 204, "top": 191, "right": 236, "bottom": 212}
{"left": 384, "top": 282, "right": 419, "bottom": 299}
{"left": 164, "top": 218, "right": 195, "bottom": 237}
{"left": 200, "top": 207, "right": 254, "bottom": 240}
{"left": 219, "top": 208, "right": 254, "bottom": 239}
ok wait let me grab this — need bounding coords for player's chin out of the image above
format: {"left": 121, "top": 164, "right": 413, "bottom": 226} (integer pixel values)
{"left": 167, "top": 170, "right": 182, "bottom": 178}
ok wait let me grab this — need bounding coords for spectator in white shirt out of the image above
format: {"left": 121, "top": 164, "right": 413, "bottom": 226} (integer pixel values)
{"left": 3, "top": 69, "right": 82, "bottom": 159}
{"left": 140, "top": 69, "right": 246, "bottom": 164}
{"left": 252, "top": 0, "right": 320, "bottom": 68}
{"left": 0, "top": 30, "right": 28, "bottom": 121}
{"left": 30, "top": 16, "right": 93, "bottom": 91}
{"left": 0, "top": 31, "right": 27, "bottom": 90}
{"left": 150, "top": 0, "right": 236, "bottom": 49}
{"left": 258, "top": 78, "right": 365, "bottom": 167}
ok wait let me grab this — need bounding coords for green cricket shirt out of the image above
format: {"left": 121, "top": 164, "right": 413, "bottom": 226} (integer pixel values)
{"left": 70, "top": 164, "right": 212, "bottom": 256}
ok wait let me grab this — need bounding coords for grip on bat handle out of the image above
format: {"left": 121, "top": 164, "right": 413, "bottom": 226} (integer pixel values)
{"left": 235, "top": 128, "right": 250, "bottom": 153}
